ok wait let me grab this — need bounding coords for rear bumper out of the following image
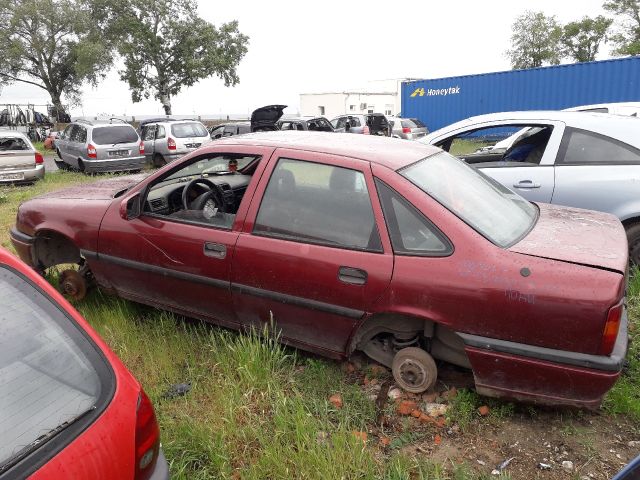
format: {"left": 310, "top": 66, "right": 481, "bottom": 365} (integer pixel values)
{"left": 0, "top": 164, "right": 45, "bottom": 183}
{"left": 83, "top": 156, "right": 146, "bottom": 173}
{"left": 459, "top": 309, "right": 628, "bottom": 408}
{"left": 10, "top": 227, "right": 35, "bottom": 267}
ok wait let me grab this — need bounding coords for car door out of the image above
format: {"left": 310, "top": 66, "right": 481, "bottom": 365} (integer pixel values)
{"left": 432, "top": 121, "right": 565, "bottom": 203}
{"left": 141, "top": 124, "right": 156, "bottom": 162}
{"left": 95, "top": 145, "right": 275, "bottom": 329}
{"left": 552, "top": 126, "right": 640, "bottom": 216}
{"left": 231, "top": 149, "right": 394, "bottom": 355}
{"left": 58, "top": 125, "right": 73, "bottom": 161}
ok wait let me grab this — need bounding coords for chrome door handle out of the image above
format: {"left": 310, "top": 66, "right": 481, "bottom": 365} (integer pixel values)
{"left": 203, "top": 242, "right": 226, "bottom": 259}
{"left": 513, "top": 180, "right": 541, "bottom": 189}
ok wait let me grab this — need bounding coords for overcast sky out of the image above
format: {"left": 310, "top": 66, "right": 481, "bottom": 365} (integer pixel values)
{"left": 0, "top": 0, "right": 612, "bottom": 117}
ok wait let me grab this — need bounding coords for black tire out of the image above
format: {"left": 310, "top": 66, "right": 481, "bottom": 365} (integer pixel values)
{"left": 627, "top": 222, "right": 640, "bottom": 266}
{"left": 391, "top": 347, "right": 437, "bottom": 394}
{"left": 153, "top": 154, "right": 166, "bottom": 168}
{"left": 77, "top": 158, "right": 85, "bottom": 173}
{"left": 54, "top": 159, "right": 68, "bottom": 170}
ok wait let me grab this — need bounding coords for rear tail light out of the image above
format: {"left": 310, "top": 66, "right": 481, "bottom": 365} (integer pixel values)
{"left": 87, "top": 144, "right": 97, "bottom": 159}
{"left": 34, "top": 152, "right": 44, "bottom": 165}
{"left": 167, "top": 137, "right": 176, "bottom": 150}
{"left": 402, "top": 127, "right": 412, "bottom": 134}
{"left": 139, "top": 141, "right": 145, "bottom": 155}
{"left": 598, "top": 300, "right": 624, "bottom": 355}
{"left": 134, "top": 390, "right": 160, "bottom": 480}
{"left": 362, "top": 126, "right": 370, "bottom": 135}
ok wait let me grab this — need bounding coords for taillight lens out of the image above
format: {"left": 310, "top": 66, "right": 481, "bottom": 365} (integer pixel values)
{"left": 139, "top": 141, "right": 145, "bottom": 155}
{"left": 135, "top": 390, "right": 160, "bottom": 480}
{"left": 35, "top": 152, "right": 44, "bottom": 164}
{"left": 362, "top": 126, "right": 370, "bottom": 135}
{"left": 402, "top": 127, "right": 411, "bottom": 134}
{"left": 87, "top": 144, "right": 97, "bottom": 159}
{"left": 598, "top": 300, "right": 624, "bottom": 355}
{"left": 167, "top": 137, "right": 176, "bottom": 150}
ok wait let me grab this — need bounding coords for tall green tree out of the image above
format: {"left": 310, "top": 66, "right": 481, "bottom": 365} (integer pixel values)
{"left": 561, "top": 16, "right": 613, "bottom": 62}
{"left": 106, "top": 0, "right": 249, "bottom": 115}
{"left": 604, "top": 0, "right": 640, "bottom": 55}
{"left": 506, "top": 11, "right": 563, "bottom": 69}
{"left": 0, "top": 0, "right": 111, "bottom": 116}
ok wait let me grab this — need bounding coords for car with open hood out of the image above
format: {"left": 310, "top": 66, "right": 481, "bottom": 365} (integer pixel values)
{"left": 251, "top": 105, "right": 286, "bottom": 132}
{"left": 0, "top": 247, "right": 167, "bottom": 479}
{"left": 421, "top": 111, "right": 640, "bottom": 264}
{"left": 11, "top": 132, "right": 628, "bottom": 408}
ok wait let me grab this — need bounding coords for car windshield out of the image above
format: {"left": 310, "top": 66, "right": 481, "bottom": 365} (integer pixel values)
{"left": 92, "top": 126, "right": 138, "bottom": 145}
{"left": 401, "top": 151, "right": 538, "bottom": 247}
{"left": 171, "top": 122, "right": 208, "bottom": 138}
{"left": 0, "top": 267, "right": 101, "bottom": 471}
{"left": 163, "top": 155, "right": 259, "bottom": 182}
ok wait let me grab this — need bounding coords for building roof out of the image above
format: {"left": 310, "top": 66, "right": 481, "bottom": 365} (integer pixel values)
{"left": 213, "top": 131, "right": 439, "bottom": 170}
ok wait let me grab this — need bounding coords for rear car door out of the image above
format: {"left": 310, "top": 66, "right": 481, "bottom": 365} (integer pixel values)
{"left": 432, "top": 121, "right": 565, "bottom": 203}
{"left": 231, "top": 149, "right": 393, "bottom": 355}
{"left": 141, "top": 124, "right": 156, "bottom": 161}
{"left": 552, "top": 127, "right": 640, "bottom": 215}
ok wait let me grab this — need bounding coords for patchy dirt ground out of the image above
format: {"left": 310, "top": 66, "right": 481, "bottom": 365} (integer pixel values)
{"left": 343, "top": 354, "right": 639, "bottom": 479}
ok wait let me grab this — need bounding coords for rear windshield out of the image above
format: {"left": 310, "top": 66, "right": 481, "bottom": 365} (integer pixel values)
{"left": 0, "top": 267, "right": 106, "bottom": 473}
{"left": 171, "top": 122, "right": 208, "bottom": 138}
{"left": 404, "top": 118, "right": 426, "bottom": 128}
{"left": 0, "top": 137, "right": 29, "bottom": 151}
{"left": 401, "top": 151, "right": 537, "bottom": 247}
{"left": 91, "top": 126, "right": 139, "bottom": 145}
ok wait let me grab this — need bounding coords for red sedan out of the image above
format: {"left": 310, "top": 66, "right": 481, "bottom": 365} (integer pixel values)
{"left": 10, "top": 132, "right": 629, "bottom": 408}
{"left": 0, "top": 248, "right": 168, "bottom": 479}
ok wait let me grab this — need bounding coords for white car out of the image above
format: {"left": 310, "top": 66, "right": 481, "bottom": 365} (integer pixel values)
{"left": 420, "top": 110, "right": 640, "bottom": 263}
{"left": 0, "top": 130, "right": 44, "bottom": 183}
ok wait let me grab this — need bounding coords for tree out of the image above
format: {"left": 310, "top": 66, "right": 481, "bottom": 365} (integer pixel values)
{"left": 0, "top": 0, "right": 111, "bottom": 117}
{"left": 561, "top": 16, "right": 613, "bottom": 62}
{"left": 506, "top": 11, "right": 563, "bottom": 69}
{"left": 603, "top": 0, "right": 640, "bottom": 55}
{"left": 107, "top": 0, "right": 249, "bottom": 115}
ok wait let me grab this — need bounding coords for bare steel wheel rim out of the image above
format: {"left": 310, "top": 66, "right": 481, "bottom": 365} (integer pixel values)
{"left": 398, "top": 358, "right": 427, "bottom": 389}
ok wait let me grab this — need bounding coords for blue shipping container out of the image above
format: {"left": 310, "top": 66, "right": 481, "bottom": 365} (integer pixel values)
{"left": 401, "top": 57, "right": 640, "bottom": 132}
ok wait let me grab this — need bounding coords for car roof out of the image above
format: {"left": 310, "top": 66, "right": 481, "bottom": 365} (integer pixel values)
{"left": 427, "top": 110, "right": 640, "bottom": 147}
{"left": 211, "top": 131, "right": 440, "bottom": 170}
{"left": 0, "top": 130, "right": 29, "bottom": 140}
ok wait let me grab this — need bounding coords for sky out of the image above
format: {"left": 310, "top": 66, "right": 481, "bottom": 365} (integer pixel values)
{"left": 0, "top": 0, "right": 613, "bottom": 117}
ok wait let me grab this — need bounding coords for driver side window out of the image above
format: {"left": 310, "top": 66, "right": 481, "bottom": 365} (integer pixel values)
{"left": 143, "top": 154, "right": 261, "bottom": 230}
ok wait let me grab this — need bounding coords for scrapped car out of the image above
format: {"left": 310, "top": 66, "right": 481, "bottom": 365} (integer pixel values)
{"left": 0, "top": 131, "right": 44, "bottom": 183}
{"left": 564, "top": 101, "right": 640, "bottom": 117}
{"left": 11, "top": 132, "right": 628, "bottom": 408}
{"left": 277, "top": 116, "right": 334, "bottom": 132}
{"left": 56, "top": 119, "right": 146, "bottom": 173}
{"left": 331, "top": 113, "right": 391, "bottom": 136}
{"left": 210, "top": 122, "right": 251, "bottom": 139}
{"left": 421, "top": 111, "right": 640, "bottom": 264}
{"left": 140, "top": 119, "right": 211, "bottom": 167}
{"left": 387, "top": 117, "right": 429, "bottom": 140}
{"left": 0, "top": 248, "right": 167, "bottom": 479}
{"left": 251, "top": 105, "right": 286, "bottom": 132}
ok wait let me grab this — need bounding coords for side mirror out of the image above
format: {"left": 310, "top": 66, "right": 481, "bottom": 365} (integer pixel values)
{"left": 120, "top": 193, "right": 142, "bottom": 220}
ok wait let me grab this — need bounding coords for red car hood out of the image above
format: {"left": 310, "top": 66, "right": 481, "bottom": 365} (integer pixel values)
{"left": 510, "top": 203, "right": 628, "bottom": 274}
{"left": 37, "top": 173, "right": 149, "bottom": 201}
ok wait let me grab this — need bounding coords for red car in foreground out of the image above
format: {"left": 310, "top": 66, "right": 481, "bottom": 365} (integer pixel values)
{"left": 10, "top": 132, "right": 629, "bottom": 408}
{"left": 0, "top": 248, "right": 168, "bottom": 479}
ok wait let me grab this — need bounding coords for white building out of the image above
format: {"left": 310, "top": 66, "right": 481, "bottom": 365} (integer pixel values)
{"left": 299, "top": 79, "right": 408, "bottom": 119}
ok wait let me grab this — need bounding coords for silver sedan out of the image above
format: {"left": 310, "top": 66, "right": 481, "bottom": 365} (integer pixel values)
{"left": 0, "top": 131, "right": 45, "bottom": 183}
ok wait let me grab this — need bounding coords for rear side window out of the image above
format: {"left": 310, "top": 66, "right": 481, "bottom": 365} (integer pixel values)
{"left": 172, "top": 122, "right": 208, "bottom": 138}
{"left": 557, "top": 127, "right": 640, "bottom": 165}
{"left": 92, "top": 126, "right": 138, "bottom": 145}
{"left": 254, "top": 158, "right": 382, "bottom": 251}
{"left": 0, "top": 267, "right": 112, "bottom": 476}
{"left": 401, "top": 120, "right": 418, "bottom": 128}
{"left": 0, "top": 136, "right": 29, "bottom": 151}
{"left": 156, "top": 125, "right": 166, "bottom": 139}
{"left": 410, "top": 118, "right": 426, "bottom": 128}
{"left": 71, "top": 126, "right": 86, "bottom": 143}
{"left": 376, "top": 180, "right": 451, "bottom": 256}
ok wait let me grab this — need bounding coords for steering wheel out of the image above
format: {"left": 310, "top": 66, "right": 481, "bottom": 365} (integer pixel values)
{"left": 181, "top": 178, "right": 226, "bottom": 214}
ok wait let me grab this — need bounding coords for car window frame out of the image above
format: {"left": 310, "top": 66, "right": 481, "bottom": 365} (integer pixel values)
{"left": 0, "top": 264, "right": 115, "bottom": 479}
{"left": 375, "top": 178, "right": 453, "bottom": 257}
{"left": 249, "top": 153, "right": 386, "bottom": 254}
{"left": 555, "top": 126, "right": 640, "bottom": 166}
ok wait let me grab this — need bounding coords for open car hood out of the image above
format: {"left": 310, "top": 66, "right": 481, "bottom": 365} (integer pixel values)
{"left": 251, "top": 105, "right": 287, "bottom": 131}
{"left": 510, "top": 203, "right": 628, "bottom": 274}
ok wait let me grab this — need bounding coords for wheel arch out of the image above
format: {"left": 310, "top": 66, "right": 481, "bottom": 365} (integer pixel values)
{"left": 33, "top": 229, "right": 82, "bottom": 270}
